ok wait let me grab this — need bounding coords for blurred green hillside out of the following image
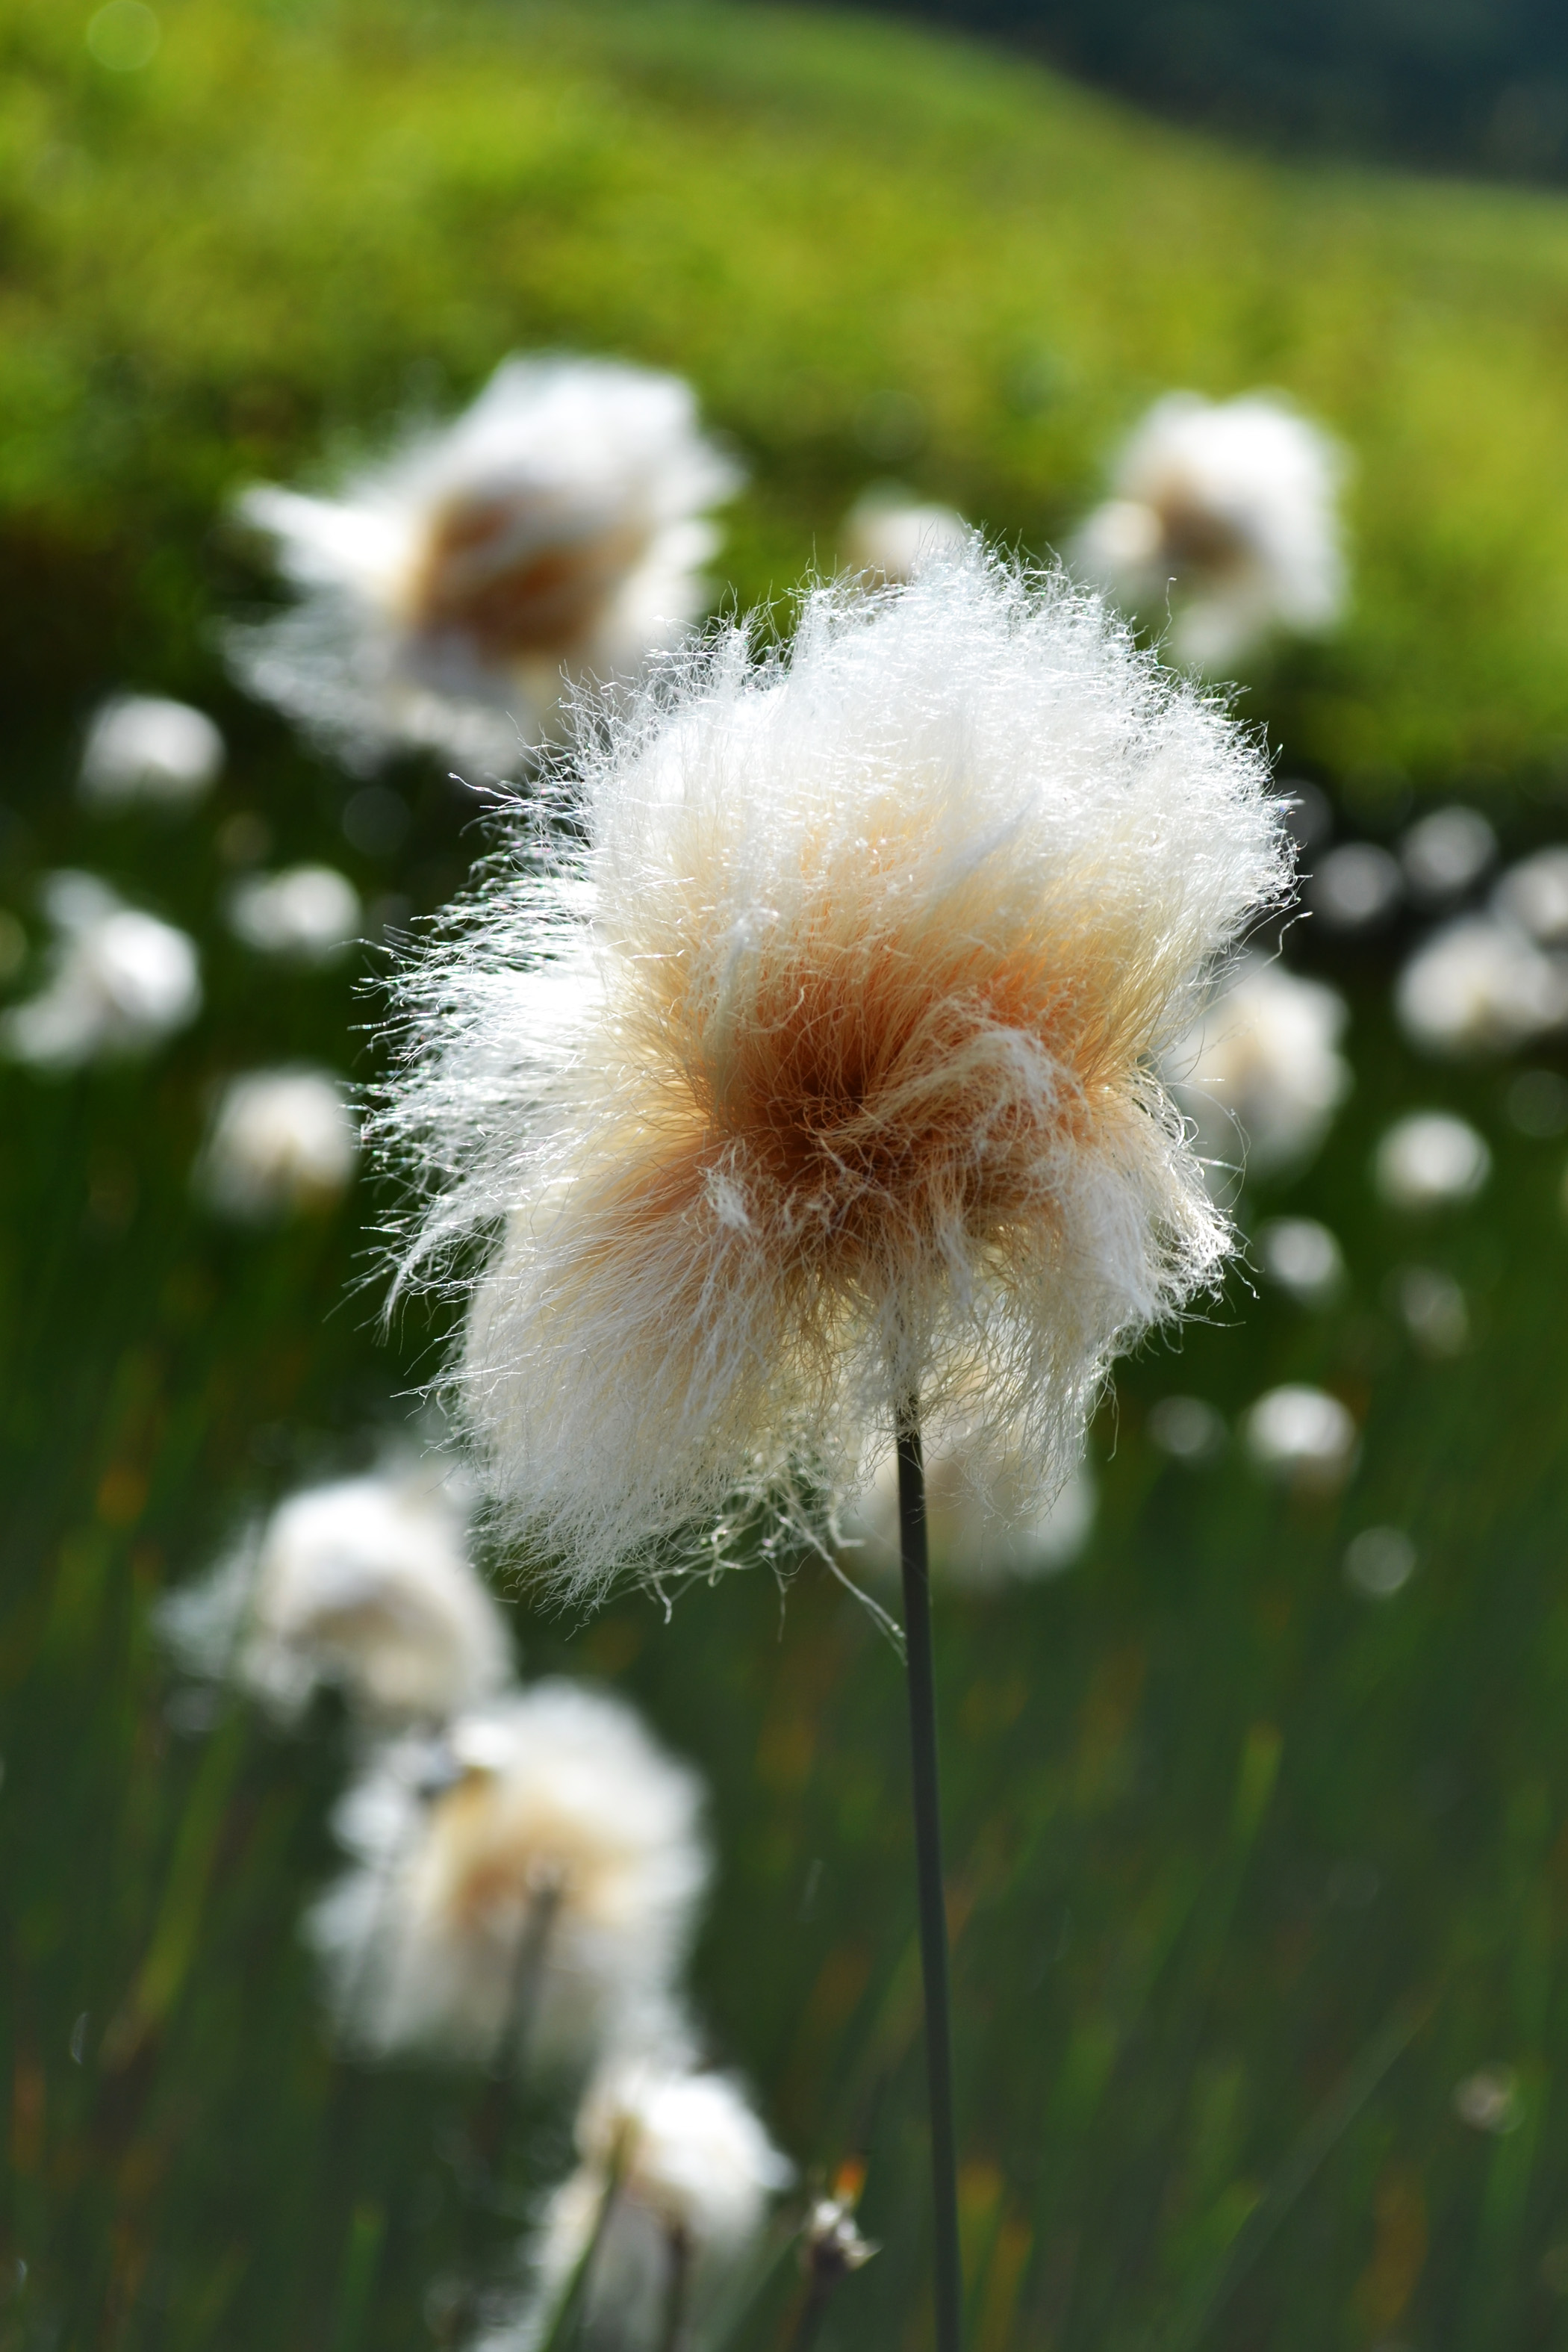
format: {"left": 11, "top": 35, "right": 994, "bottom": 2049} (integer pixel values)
{"left": 10, "top": 6, "right": 1568, "bottom": 2352}
{"left": 7, "top": 0, "right": 1568, "bottom": 791}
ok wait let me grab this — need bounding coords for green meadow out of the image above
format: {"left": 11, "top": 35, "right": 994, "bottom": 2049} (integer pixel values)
{"left": 7, "top": 1, "right": 1568, "bottom": 2345}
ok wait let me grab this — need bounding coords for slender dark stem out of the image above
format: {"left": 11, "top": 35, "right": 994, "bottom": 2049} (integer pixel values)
{"left": 897, "top": 1405, "right": 963, "bottom": 2352}
{"left": 657, "top": 2223, "right": 692, "bottom": 2352}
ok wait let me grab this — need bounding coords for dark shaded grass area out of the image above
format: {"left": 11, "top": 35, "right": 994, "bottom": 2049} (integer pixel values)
{"left": 6, "top": 3, "right": 1568, "bottom": 2346}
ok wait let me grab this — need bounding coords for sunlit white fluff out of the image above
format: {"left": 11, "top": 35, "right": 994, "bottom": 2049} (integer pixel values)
{"left": 1164, "top": 954, "right": 1349, "bottom": 1177}
{"left": 158, "top": 1456, "right": 506, "bottom": 1724}
{"left": 842, "top": 487, "right": 969, "bottom": 583}
{"left": 1396, "top": 915, "right": 1568, "bottom": 1057}
{"left": 230, "top": 356, "right": 741, "bottom": 774}
{"left": 375, "top": 547, "right": 1290, "bottom": 1599}
{"left": 228, "top": 864, "right": 361, "bottom": 963}
{"left": 493, "top": 2055, "right": 791, "bottom": 2351}
{"left": 1, "top": 872, "right": 200, "bottom": 1068}
{"left": 1077, "top": 392, "right": 1346, "bottom": 670}
{"left": 1242, "top": 1384, "right": 1358, "bottom": 1492}
{"left": 840, "top": 1436, "right": 1095, "bottom": 1587}
{"left": 1399, "top": 805, "right": 1496, "bottom": 907}
{"left": 306, "top": 1683, "right": 707, "bottom": 2068}
{"left": 1494, "top": 846, "right": 1568, "bottom": 944}
{"left": 1374, "top": 1111, "right": 1491, "bottom": 1210}
{"left": 198, "top": 1067, "right": 359, "bottom": 1219}
{"left": 79, "top": 694, "right": 224, "bottom": 808}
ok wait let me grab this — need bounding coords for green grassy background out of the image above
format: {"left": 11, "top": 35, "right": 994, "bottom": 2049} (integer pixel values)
{"left": 7, "top": 1, "right": 1568, "bottom": 2346}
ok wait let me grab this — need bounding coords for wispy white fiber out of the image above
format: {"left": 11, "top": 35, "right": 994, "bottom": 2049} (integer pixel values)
{"left": 79, "top": 694, "right": 223, "bottom": 809}
{"left": 1394, "top": 915, "right": 1568, "bottom": 1057}
{"left": 306, "top": 1684, "right": 707, "bottom": 2068}
{"left": 228, "top": 864, "right": 361, "bottom": 963}
{"left": 840, "top": 1437, "right": 1095, "bottom": 1586}
{"left": 158, "top": 1456, "right": 506, "bottom": 1724}
{"left": 1164, "top": 954, "right": 1349, "bottom": 1177}
{"left": 373, "top": 547, "right": 1291, "bottom": 1600}
{"left": 842, "top": 487, "right": 969, "bottom": 583}
{"left": 197, "top": 1067, "right": 358, "bottom": 1219}
{"left": 1, "top": 873, "right": 200, "bottom": 1068}
{"left": 491, "top": 2055, "right": 790, "bottom": 2351}
{"left": 1077, "top": 392, "right": 1346, "bottom": 671}
{"left": 229, "top": 357, "right": 741, "bottom": 774}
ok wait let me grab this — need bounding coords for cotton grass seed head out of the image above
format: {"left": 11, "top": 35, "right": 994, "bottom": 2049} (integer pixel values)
{"left": 1077, "top": 391, "right": 1346, "bottom": 671}
{"left": 228, "top": 863, "right": 361, "bottom": 964}
{"left": 1164, "top": 954, "right": 1349, "bottom": 1178}
{"left": 376, "top": 547, "right": 1291, "bottom": 1600}
{"left": 1375, "top": 1111, "right": 1492, "bottom": 1210}
{"left": 78, "top": 694, "right": 223, "bottom": 809}
{"left": 1394, "top": 915, "right": 1568, "bottom": 1057}
{"left": 842, "top": 485, "right": 970, "bottom": 583}
{"left": 308, "top": 1682, "right": 707, "bottom": 2070}
{"left": 197, "top": 1066, "right": 358, "bottom": 1220}
{"left": 230, "top": 355, "right": 741, "bottom": 775}
{"left": 1, "top": 872, "right": 200, "bottom": 1069}
{"left": 158, "top": 1455, "right": 506, "bottom": 1725}
{"left": 840, "top": 1435, "right": 1095, "bottom": 1587}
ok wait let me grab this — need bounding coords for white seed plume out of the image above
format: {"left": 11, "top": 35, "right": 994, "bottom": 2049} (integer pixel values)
{"left": 495, "top": 2056, "right": 791, "bottom": 2351}
{"left": 1255, "top": 1215, "right": 1345, "bottom": 1307}
{"left": 79, "top": 694, "right": 224, "bottom": 809}
{"left": 1164, "top": 954, "right": 1349, "bottom": 1177}
{"left": 230, "top": 356, "right": 741, "bottom": 774}
{"left": 840, "top": 1437, "right": 1095, "bottom": 1587}
{"left": 1077, "top": 391, "right": 1346, "bottom": 671}
{"left": 1394, "top": 915, "right": 1568, "bottom": 1057}
{"left": 842, "top": 487, "right": 969, "bottom": 583}
{"left": 228, "top": 863, "right": 361, "bottom": 964}
{"left": 1399, "top": 805, "right": 1496, "bottom": 907}
{"left": 1242, "top": 1384, "right": 1358, "bottom": 1492}
{"left": 1, "top": 873, "right": 199, "bottom": 1069}
{"left": 306, "top": 1684, "right": 707, "bottom": 2069}
{"left": 197, "top": 1067, "right": 359, "bottom": 1219}
{"left": 158, "top": 1456, "right": 506, "bottom": 1724}
{"left": 1493, "top": 847, "right": 1568, "bottom": 945}
{"left": 1306, "top": 841, "right": 1403, "bottom": 933}
{"left": 375, "top": 548, "right": 1291, "bottom": 1599}
{"left": 1374, "top": 1112, "right": 1491, "bottom": 1211}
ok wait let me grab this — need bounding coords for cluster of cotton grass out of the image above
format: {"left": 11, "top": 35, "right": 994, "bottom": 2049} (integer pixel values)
{"left": 158, "top": 1449, "right": 796, "bottom": 2348}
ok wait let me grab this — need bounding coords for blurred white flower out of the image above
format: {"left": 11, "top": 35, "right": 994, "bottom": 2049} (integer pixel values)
{"left": 198, "top": 1068, "right": 358, "bottom": 1219}
{"left": 1165, "top": 956, "right": 1350, "bottom": 1177}
{"left": 841, "top": 1434, "right": 1095, "bottom": 1587}
{"left": 230, "top": 356, "right": 741, "bottom": 774}
{"left": 1391, "top": 1264, "right": 1469, "bottom": 1358}
{"left": 228, "top": 863, "right": 361, "bottom": 964}
{"left": 1394, "top": 915, "right": 1567, "bottom": 1057}
{"left": 78, "top": 694, "right": 223, "bottom": 809}
{"left": 1243, "top": 1384, "right": 1358, "bottom": 1491}
{"left": 1343, "top": 1526, "right": 1417, "bottom": 1599}
{"left": 1305, "top": 841, "right": 1403, "bottom": 933}
{"left": 1, "top": 873, "right": 199, "bottom": 1068}
{"left": 499, "top": 2055, "right": 791, "bottom": 2351}
{"left": 1375, "top": 1111, "right": 1491, "bottom": 1210}
{"left": 1256, "top": 1216, "right": 1345, "bottom": 1307}
{"left": 1077, "top": 391, "right": 1345, "bottom": 670}
{"left": 1454, "top": 2065, "right": 1522, "bottom": 2135}
{"left": 307, "top": 1684, "right": 707, "bottom": 2071}
{"left": 158, "top": 1456, "right": 505, "bottom": 1724}
{"left": 1148, "top": 1395, "right": 1227, "bottom": 1463}
{"left": 841, "top": 487, "right": 969, "bottom": 582}
{"left": 1495, "top": 847, "right": 1568, "bottom": 945}
{"left": 1399, "top": 805, "right": 1496, "bottom": 908}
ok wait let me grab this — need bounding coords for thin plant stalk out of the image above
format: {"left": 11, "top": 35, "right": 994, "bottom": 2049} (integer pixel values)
{"left": 896, "top": 1406, "right": 963, "bottom": 2352}
{"left": 471, "top": 1870, "right": 566, "bottom": 2183}
{"left": 657, "top": 2223, "right": 693, "bottom": 2352}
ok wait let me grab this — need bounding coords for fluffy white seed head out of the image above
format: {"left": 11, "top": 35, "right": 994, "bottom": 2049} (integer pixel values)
{"left": 1395, "top": 915, "right": 1568, "bottom": 1057}
{"left": 375, "top": 548, "right": 1291, "bottom": 1600}
{"left": 1493, "top": 847, "right": 1568, "bottom": 945}
{"left": 1374, "top": 1111, "right": 1492, "bottom": 1211}
{"left": 1306, "top": 841, "right": 1403, "bottom": 933}
{"left": 229, "top": 356, "right": 741, "bottom": 774}
{"left": 198, "top": 1067, "right": 359, "bottom": 1219}
{"left": 1242, "top": 1384, "right": 1358, "bottom": 1491}
{"left": 842, "top": 487, "right": 970, "bottom": 583}
{"left": 1, "top": 872, "right": 200, "bottom": 1068}
{"left": 1399, "top": 805, "right": 1496, "bottom": 907}
{"left": 79, "top": 694, "right": 224, "bottom": 808}
{"left": 491, "top": 2056, "right": 790, "bottom": 2351}
{"left": 1255, "top": 1215, "right": 1345, "bottom": 1307}
{"left": 158, "top": 1456, "right": 506, "bottom": 1723}
{"left": 839, "top": 1435, "right": 1095, "bottom": 1587}
{"left": 306, "top": 1683, "right": 708, "bottom": 2069}
{"left": 1164, "top": 954, "right": 1349, "bottom": 1177}
{"left": 1077, "top": 392, "right": 1346, "bottom": 671}
{"left": 228, "top": 864, "right": 361, "bottom": 963}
